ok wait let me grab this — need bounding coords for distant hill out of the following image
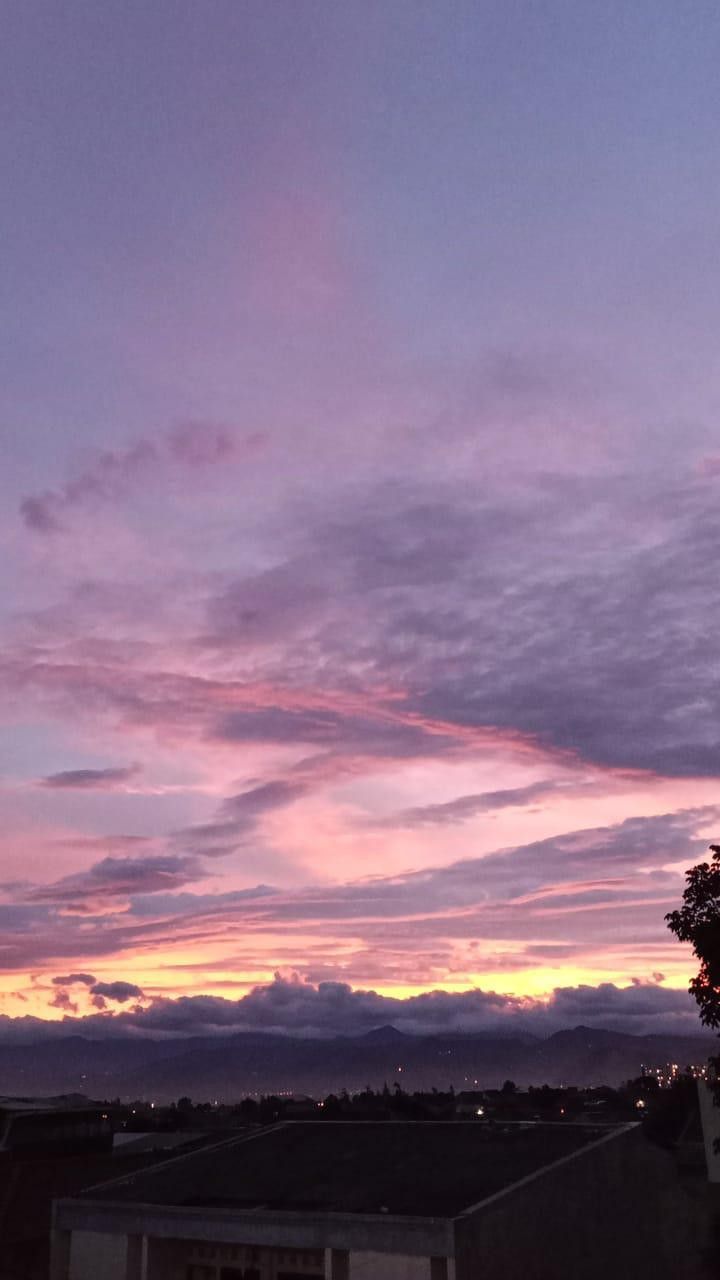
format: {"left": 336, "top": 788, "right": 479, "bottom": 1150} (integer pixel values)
{"left": 0, "top": 1025, "right": 712, "bottom": 1101}
{"left": 360, "top": 1024, "right": 410, "bottom": 1044}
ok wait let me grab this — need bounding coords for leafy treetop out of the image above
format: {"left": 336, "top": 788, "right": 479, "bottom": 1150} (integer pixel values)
{"left": 666, "top": 845, "right": 720, "bottom": 1028}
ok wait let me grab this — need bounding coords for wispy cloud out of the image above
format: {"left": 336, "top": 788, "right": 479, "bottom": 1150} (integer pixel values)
{"left": 0, "top": 808, "right": 710, "bottom": 997}
{"left": 22, "top": 853, "right": 207, "bottom": 915}
{"left": 19, "top": 425, "right": 264, "bottom": 534}
{"left": 365, "top": 782, "right": 558, "bottom": 829}
{"left": 39, "top": 764, "right": 141, "bottom": 790}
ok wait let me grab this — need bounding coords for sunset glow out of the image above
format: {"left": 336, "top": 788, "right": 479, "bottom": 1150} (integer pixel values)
{"left": 2, "top": 1, "right": 719, "bottom": 1043}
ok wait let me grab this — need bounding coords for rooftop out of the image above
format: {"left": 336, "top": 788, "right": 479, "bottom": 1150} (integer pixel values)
{"left": 0, "top": 1095, "right": 104, "bottom": 1116}
{"left": 86, "top": 1121, "right": 608, "bottom": 1218}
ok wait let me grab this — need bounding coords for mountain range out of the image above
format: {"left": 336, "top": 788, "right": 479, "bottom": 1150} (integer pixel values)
{"left": 0, "top": 1025, "right": 715, "bottom": 1101}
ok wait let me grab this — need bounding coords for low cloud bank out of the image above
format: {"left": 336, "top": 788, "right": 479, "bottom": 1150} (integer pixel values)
{"left": 0, "top": 976, "right": 704, "bottom": 1044}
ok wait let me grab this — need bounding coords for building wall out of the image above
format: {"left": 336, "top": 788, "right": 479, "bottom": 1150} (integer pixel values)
{"left": 62, "top": 1231, "right": 443, "bottom": 1280}
{"left": 151, "top": 1237, "right": 326, "bottom": 1278}
{"left": 454, "top": 1127, "right": 713, "bottom": 1280}
{"left": 69, "top": 1229, "right": 127, "bottom": 1280}
{"left": 349, "top": 1251, "right": 432, "bottom": 1279}
{"left": 698, "top": 1081, "right": 720, "bottom": 1183}
{"left": 149, "top": 1238, "right": 437, "bottom": 1279}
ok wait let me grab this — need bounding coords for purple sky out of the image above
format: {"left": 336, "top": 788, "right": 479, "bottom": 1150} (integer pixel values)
{"left": 2, "top": 1, "right": 720, "bottom": 1039}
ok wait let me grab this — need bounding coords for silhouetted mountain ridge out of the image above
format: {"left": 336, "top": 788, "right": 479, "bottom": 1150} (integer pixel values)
{"left": 0, "top": 1025, "right": 712, "bottom": 1100}
{"left": 358, "top": 1024, "right": 410, "bottom": 1044}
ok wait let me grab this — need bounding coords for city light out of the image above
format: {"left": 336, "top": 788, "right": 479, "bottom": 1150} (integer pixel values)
{"left": 640, "top": 1062, "right": 710, "bottom": 1089}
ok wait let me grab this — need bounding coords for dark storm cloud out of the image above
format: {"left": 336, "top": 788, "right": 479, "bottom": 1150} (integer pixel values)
{"left": 39, "top": 764, "right": 141, "bottom": 789}
{"left": 52, "top": 973, "right": 96, "bottom": 986}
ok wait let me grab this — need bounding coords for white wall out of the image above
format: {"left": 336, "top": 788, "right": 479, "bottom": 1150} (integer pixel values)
{"left": 64, "top": 1231, "right": 444, "bottom": 1280}
{"left": 349, "top": 1253, "right": 431, "bottom": 1279}
{"left": 69, "top": 1230, "right": 128, "bottom": 1280}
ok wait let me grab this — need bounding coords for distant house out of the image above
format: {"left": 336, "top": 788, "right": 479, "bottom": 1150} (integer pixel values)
{"left": 454, "top": 1091, "right": 488, "bottom": 1118}
{"left": 282, "top": 1096, "right": 322, "bottom": 1120}
{"left": 0, "top": 1096, "right": 112, "bottom": 1156}
{"left": 51, "top": 1117, "right": 710, "bottom": 1279}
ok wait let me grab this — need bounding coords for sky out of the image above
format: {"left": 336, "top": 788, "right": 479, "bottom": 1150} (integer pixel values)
{"left": 2, "top": 1, "right": 720, "bottom": 1041}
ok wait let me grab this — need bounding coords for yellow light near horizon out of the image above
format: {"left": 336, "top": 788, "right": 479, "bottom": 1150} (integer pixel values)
{"left": 0, "top": 944, "right": 697, "bottom": 1026}
{"left": 370, "top": 962, "right": 695, "bottom": 1003}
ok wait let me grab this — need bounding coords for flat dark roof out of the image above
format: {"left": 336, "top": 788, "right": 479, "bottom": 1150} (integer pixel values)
{"left": 0, "top": 1099, "right": 106, "bottom": 1118}
{"left": 85, "top": 1122, "right": 606, "bottom": 1218}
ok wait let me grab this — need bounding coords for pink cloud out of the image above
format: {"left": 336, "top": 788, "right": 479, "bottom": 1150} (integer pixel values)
{"left": 19, "top": 425, "right": 263, "bottom": 533}
{"left": 168, "top": 422, "right": 265, "bottom": 466}
{"left": 39, "top": 764, "right": 142, "bottom": 790}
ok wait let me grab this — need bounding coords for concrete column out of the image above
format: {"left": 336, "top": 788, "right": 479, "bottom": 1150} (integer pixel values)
{"left": 431, "top": 1258, "right": 454, "bottom": 1280}
{"left": 126, "top": 1234, "right": 149, "bottom": 1280}
{"left": 49, "top": 1227, "right": 72, "bottom": 1280}
{"left": 327, "top": 1248, "right": 350, "bottom": 1280}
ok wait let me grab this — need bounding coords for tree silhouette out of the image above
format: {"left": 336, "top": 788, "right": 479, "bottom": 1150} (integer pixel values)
{"left": 666, "top": 844, "right": 720, "bottom": 1028}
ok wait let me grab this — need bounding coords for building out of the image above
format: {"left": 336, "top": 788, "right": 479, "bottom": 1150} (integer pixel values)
{"left": 51, "top": 1119, "right": 709, "bottom": 1279}
{"left": 698, "top": 1079, "right": 720, "bottom": 1183}
{"left": 0, "top": 1097, "right": 215, "bottom": 1280}
{"left": 0, "top": 1095, "right": 112, "bottom": 1155}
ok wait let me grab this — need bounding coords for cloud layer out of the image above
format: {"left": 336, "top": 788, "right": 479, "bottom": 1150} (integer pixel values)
{"left": 3, "top": 4, "right": 720, "bottom": 1036}
{"left": 0, "top": 974, "right": 704, "bottom": 1043}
